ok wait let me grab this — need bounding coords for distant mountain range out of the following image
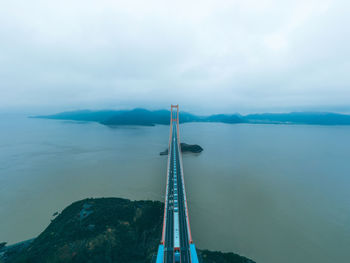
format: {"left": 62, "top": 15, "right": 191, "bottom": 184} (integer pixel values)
{"left": 34, "top": 108, "right": 350, "bottom": 126}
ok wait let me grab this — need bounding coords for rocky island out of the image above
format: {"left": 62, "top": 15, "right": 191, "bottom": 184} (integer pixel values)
{"left": 0, "top": 198, "right": 255, "bottom": 263}
{"left": 160, "top": 143, "right": 203, "bottom": 155}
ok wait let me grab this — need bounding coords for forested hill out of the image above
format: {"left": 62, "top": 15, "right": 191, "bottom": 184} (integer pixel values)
{"left": 0, "top": 198, "right": 255, "bottom": 263}
{"left": 245, "top": 112, "right": 350, "bottom": 125}
{"left": 34, "top": 108, "right": 245, "bottom": 126}
{"left": 34, "top": 109, "right": 350, "bottom": 126}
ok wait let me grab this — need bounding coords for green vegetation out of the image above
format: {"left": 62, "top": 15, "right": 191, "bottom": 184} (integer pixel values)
{"left": 160, "top": 143, "right": 203, "bottom": 155}
{"left": 200, "top": 250, "right": 255, "bottom": 263}
{"left": 6, "top": 198, "right": 163, "bottom": 263}
{"left": 34, "top": 108, "right": 245, "bottom": 126}
{"left": 1, "top": 198, "right": 255, "bottom": 263}
{"left": 245, "top": 112, "right": 350, "bottom": 125}
{"left": 35, "top": 109, "right": 350, "bottom": 126}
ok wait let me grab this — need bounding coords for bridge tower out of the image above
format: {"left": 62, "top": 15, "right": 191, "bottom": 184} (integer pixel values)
{"left": 170, "top": 104, "right": 179, "bottom": 123}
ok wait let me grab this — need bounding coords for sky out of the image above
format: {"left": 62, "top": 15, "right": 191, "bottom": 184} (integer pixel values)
{"left": 0, "top": 0, "right": 349, "bottom": 114}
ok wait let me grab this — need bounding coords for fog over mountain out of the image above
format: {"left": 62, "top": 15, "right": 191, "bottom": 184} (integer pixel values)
{"left": 36, "top": 108, "right": 350, "bottom": 126}
{"left": 1, "top": 0, "right": 350, "bottom": 114}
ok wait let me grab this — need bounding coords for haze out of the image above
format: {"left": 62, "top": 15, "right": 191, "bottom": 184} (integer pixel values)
{"left": 1, "top": 0, "right": 349, "bottom": 114}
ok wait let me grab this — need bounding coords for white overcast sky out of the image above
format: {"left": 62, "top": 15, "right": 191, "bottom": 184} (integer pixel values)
{"left": 0, "top": 0, "right": 349, "bottom": 114}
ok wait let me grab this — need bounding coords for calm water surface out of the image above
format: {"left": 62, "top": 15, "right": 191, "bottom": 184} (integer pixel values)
{"left": 1, "top": 114, "right": 350, "bottom": 263}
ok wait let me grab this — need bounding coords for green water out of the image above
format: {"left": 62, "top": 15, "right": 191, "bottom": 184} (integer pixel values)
{"left": 1, "top": 115, "right": 350, "bottom": 263}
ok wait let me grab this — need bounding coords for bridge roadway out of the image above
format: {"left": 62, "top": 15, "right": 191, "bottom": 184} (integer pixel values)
{"left": 156, "top": 105, "right": 198, "bottom": 263}
{"left": 164, "top": 121, "right": 191, "bottom": 262}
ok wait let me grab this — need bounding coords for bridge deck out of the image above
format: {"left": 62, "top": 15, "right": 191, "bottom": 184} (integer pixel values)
{"left": 157, "top": 105, "right": 199, "bottom": 263}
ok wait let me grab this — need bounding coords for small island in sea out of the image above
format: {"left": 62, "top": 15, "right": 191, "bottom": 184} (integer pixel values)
{"left": 160, "top": 143, "right": 204, "bottom": 155}
{"left": 0, "top": 198, "right": 255, "bottom": 263}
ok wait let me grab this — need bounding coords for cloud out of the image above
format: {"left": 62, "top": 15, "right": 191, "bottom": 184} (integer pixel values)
{"left": 0, "top": 0, "right": 349, "bottom": 114}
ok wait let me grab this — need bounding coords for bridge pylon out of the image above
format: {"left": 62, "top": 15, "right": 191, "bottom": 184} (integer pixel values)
{"left": 171, "top": 104, "right": 179, "bottom": 123}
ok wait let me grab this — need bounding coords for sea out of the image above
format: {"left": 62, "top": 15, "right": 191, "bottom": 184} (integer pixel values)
{"left": 1, "top": 114, "right": 350, "bottom": 263}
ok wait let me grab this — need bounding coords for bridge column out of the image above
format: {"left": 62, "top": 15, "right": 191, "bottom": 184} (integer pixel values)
{"left": 189, "top": 244, "right": 199, "bottom": 263}
{"left": 155, "top": 244, "right": 164, "bottom": 263}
